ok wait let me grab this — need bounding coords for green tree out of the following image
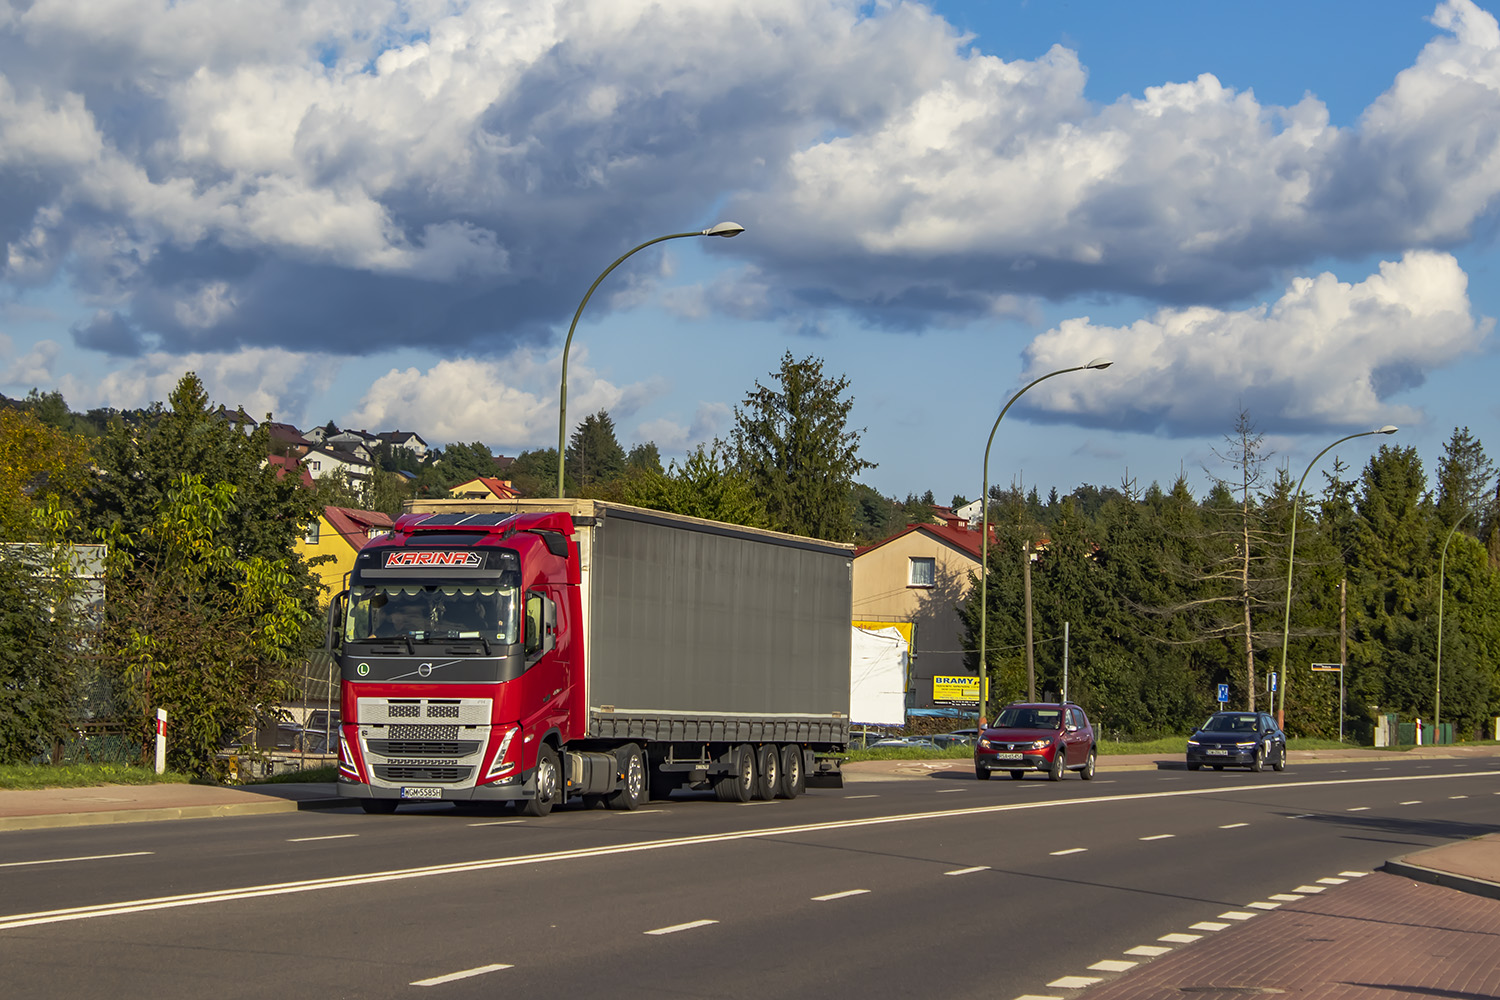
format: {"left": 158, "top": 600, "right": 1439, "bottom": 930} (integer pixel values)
{"left": 566, "top": 409, "right": 627, "bottom": 493}
{"left": 730, "top": 352, "right": 873, "bottom": 541}
{"left": 505, "top": 448, "right": 567, "bottom": 499}
{"left": 0, "top": 408, "right": 93, "bottom": 541}
{"left": 626, "top": 441, "right": 663, "bottom": 475}
{"left": 619, "top": 442, "right": 767, "bottom": 526}
{"left": 0, "top": 548, "right": 86, "bottom": 763}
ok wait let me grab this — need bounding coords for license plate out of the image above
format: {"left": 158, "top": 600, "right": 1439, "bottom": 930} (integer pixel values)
{"left": 993, "top": 753, "right": 1024, "bottom": 761}
{"left": 401, "top": 786, "right": 442, "bottom": 799}
{"left": 1206, "top": 749, "right": 1229, "bottom": 755}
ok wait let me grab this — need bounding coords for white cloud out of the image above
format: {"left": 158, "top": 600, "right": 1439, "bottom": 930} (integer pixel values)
{"left": 1018, "top": 251, "right": 1491, "bottom": 435}
{"left": 634, "top": 401, "right": 731, "bottom": 452}
{"left": 345, "top": 344, "right": 666, "bottom": 449}
{"left": 0, "top": 337, "right": 60, "bottom": 386}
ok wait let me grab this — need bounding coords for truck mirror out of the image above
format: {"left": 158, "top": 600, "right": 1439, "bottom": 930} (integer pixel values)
{"left": 325, "top": 591, "right": 348, "bottom": 653}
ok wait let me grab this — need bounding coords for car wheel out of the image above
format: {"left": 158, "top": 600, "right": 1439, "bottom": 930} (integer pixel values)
{"left": 1049, "top": 748, "right": 1066, "bottom": 781}
{"left": 1250, "top": 745, "right": 1264, "bottom": 772}
{"left": 1272, "top": 745, "right": 1287, "bottom": 772}
{"left": 974, "top": 765, "right": 990, "bottom": 781}
{"left": 753, "top": 745, "right": 779, "bottom": 800}
{"left": 607, "top": 744, "right": 648, "bottom": 810}
{"left": 714, "top": 744, "right": 755, "bottom": 803}
{"left": 521, "top": 744, "right": 560, "bottom": 817}
{"left": 1212, "top": 764, "right": 1223, "bottom": 771}
{"left": 359, "top": 799, "right": 398, "bottom": 814}
{"left": 1187, "top": 763, "right": 1201, "bottom": 772}
{"left": 777, "top": 744, "right": 804, "bottom": 798}
{"left": 1010, "top": 770, "right": 1025, "bottom": 780}
{"left": 1080, "top": 749, "right": 1096, "bottom": 780}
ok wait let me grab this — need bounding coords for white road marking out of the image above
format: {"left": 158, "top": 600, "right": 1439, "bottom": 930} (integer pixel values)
{"left": 1126, "top": 945, "right": 1173, "bottom": 957}
{"left": 1317, "top": 877, "right": 1347, "bottom": 885}
{"left": 1219, "top": 822, "right": 1249, "bottom": 829}
{"left": 1219, "top": 911, "right": 1257, "bottom": 920}
{"left": 1248, "top": 902, "right": 1282, "bottom": 910}
{"left": 1399, "top": 801, "right": 1422, "bottom": 806}
{"left": 845, "top": 794, "right": 879, "bottom": 799}
{"left": 1012, "top": 995, "right": 1064, "bottom": 1000}
{"left": 1346, "top": 806, "right": 1370, "bottom": 812}
{"left": 2, "top": 773, "right": 1486, "bottom": 931}
{"left": 738, "top": 802, "right": 775, "bottom": 807}
{"left": 1190, "top": 921, "right": 1229, "bottom": 932}
{"left": 0, "top": 852, "right": 153, "bottom": 869}
{"left": 812, "top": 889, "right": 870, "bottom": 901}
{"left": 1050, "top": 848, "right": 1087, "bottom": 856}
{"left": 1139, "top": 834, "right": 1175, "bottom": 841}
{"left": 1088, "top": 959, "right": 1138, "bottom": 972}
{"left": 1288, "top": 813, "right": 1314, "bottom": 819}
{"left": 616, "top": 809, "right": 665, "bottom": 815}
{"left": 1047, "top": 976, "right": 1102, "bottom": 989}
{"left": 411, "top": 963, "right": 512, "bottom": 986}
{"left": 935, "top": 789, "right": 966, "bottom": 793}
{"left": 288, "top": 834, "right": 358, "bottom": 843}
{"left": 1159, "top": 933, "right": 1202, "bottom": 943}
{"left": 1449, "top": 795, "right": 1468, "bottom": 800}
{"left": 1293, "top": 885, "right": 1326, "bottom": 894}
{"left": 944, "top": 866, "right": 990, "bottom": 876}
{"left": 1268, "top": 894, "right": 1304, "bottom": 901}
{"left": 468, "top": 820, "right": 524, "bottom": 827}
{"left": 1340, "top": 871, "right": 1369, "bottom": 877}
{"left": 645, "top": 920, "right": 718, "bottom": 936}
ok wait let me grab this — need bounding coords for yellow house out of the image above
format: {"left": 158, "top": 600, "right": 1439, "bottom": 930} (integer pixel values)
{"left": 853, "top": 517, "right": 983, "bottom": 711}
{"left": 448, "top": 476, "right": 518, "bottom": 501}
{"left": 296, "top": 506, "right": 394, "bottom": 600}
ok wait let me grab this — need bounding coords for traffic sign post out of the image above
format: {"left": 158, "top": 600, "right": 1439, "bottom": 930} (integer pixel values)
{"left": 1311, "top": 663, "right": 1345, "bottom": 741}
{"left": 1217, "top": 683, "right": 1229, "bottom": 705}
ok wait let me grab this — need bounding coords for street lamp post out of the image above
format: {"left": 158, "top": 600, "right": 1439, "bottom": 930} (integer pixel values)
{"left": 1276, "top": 425, "right": 1398, "bottom": 729}
{"left": 556, "top": 222, "right": 745, "bottom": 498}
{"left": 977, "top": 359, "right": 1111, "bottom": 726}
{"left": 1436, "top": 509, "right": 1474, "bottom": 739}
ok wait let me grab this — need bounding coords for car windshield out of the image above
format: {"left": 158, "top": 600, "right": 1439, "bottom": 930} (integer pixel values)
{"left": 345, "top": 583, "right": 520, "bottom": 644}
{"left": 994, "top": 706, "right": 1062, "bottom": 730}
{"left": 1201, "top": 714, "right": 1258, "bottom": 733}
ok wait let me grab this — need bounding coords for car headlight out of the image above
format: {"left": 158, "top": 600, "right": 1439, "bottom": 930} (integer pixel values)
{"left": 978, "top": 739, "right": 994, "bottom": 749}
{"left": 1029, "top": 739, "right": 1051, "bottom": 750}
{"left": 1234, "top": 740, "right": 1256, "bottom": 747}
{"left": 1186, "top": 738, "right": 1200, "bottom": 746}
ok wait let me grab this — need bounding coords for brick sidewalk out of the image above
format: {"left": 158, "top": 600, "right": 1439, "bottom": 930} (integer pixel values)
{"left": 1078, "top": 869, "right": 1500, "bottom": 999}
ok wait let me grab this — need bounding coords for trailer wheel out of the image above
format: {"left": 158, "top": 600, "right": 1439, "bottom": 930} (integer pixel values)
{"left": 776, "top": 745, "right": 804, "bottom": 798}
{"left": 714, "top": 744, "right": 755, "bottom": 802}
{"left": 607, "top": 744, "right": 648, "bottom": 811}
{"left": 753, "top": 745, "right": 779, "bottom": 800}
{"left": 521, "top": 744, "right": 560, "bottom": 817}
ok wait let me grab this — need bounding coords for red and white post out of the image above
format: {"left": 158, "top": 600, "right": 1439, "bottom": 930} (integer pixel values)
{"left": 154, "top": 708, "right": 168, "bottom": 774}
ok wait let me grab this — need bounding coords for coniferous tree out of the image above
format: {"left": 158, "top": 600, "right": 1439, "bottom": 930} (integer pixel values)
{"left": 566, "top": 410, "right": 627, "bottom": 492}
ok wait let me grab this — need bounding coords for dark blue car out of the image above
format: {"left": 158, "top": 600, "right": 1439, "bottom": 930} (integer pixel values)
{"left": 1186, "top": 711, "right": 1286, "bottom": 772}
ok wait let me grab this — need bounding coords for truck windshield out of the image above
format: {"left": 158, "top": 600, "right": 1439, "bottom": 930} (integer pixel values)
{"left": 345, "top": 583, "right": 520, "bottom": 644}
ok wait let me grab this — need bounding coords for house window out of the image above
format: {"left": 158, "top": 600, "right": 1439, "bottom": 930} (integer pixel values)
{"left": 310, "top": 460, "right": 321, "bottom": 471}
{"left": 909, "top": 557, "right": 935, "bottom": 587}
{"left": 303, "top": 522, "right": 320, "bottom": 544}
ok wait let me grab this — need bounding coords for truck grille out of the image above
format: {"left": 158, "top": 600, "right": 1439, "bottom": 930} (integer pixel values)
{"left": 373, "top": 765, "right": 473, "bottom": 783}
{"left": 366, "top": 739, "right": 481, "bottom": 758}
{"left": 389, "top": 725, "right": 459, "bottom": 740}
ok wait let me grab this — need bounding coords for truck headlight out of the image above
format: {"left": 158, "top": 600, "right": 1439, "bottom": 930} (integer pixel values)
{"left": 484, "top": 725, "right": 521, "bottom": 779}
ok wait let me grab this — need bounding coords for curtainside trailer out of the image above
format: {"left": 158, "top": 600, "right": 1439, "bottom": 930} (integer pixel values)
{"left": 327, "top": 499, "right": 854, "bottom": 815}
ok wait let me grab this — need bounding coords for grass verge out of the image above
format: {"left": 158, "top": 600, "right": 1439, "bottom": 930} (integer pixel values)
{"left": 0, "top": 763, "right": 191, "bottom": 790}
{"left": 248, "top": 764, "right": 338, "bottom": 784}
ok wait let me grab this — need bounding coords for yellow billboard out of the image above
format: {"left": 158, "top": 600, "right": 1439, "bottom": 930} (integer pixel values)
{"left": 932, "top": 674, "right": 987, "bottom": 705}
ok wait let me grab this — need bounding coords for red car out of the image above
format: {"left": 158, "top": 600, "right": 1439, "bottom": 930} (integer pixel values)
{"left": 974, "top": 702, "right": 1097, "bottom": 781}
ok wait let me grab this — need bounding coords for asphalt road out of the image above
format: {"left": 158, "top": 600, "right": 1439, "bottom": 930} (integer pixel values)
{"left": 3, "top": 755, "right": 1498, "bottom": 1000}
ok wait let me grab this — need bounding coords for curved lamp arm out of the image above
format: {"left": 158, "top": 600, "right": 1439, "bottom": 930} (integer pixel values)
{"left": 556, "top": 223, "right": 744, "bottom": 498}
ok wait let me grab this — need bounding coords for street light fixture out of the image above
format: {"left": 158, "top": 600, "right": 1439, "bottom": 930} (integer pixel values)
{"left": 555, "top": 222, "right": 746, "bottom": 498}
{"left": 1275, "top": 425, "right": 1398, "bottom": 729}
{"left": 1435, "top": 509, "right": 1474, "bottom": 739}
{"left": 976, "top": 358, "right": 1111, "bottom": 727}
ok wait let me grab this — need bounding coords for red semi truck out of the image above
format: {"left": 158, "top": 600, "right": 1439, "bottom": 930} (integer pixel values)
{"left": 327, "top": 499, "right": 854, "bottom": 815}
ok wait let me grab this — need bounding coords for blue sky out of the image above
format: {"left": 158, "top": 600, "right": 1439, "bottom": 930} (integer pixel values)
{"left": 3, "top": 0, "right": 1499, "bottom": 507}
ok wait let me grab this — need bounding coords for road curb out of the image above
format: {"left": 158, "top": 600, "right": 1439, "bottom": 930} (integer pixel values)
{"left": 1382, "top": 858, "right": 1500, "bottom": 902}
{"left": 0, "top": 799, "right": 300, "bottom": 832}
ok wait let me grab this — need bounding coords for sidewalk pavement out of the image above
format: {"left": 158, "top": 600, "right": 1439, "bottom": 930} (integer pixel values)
{"left": 2, "top": 747, "right": 1496, "bottom": 999}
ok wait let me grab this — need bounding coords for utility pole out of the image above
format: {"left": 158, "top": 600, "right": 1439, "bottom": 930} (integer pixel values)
{"left": 1023, "top": 540, "right": 1035, "bottom": 701}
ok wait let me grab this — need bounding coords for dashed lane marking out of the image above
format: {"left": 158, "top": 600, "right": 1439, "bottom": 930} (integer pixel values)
{"left": 411, "top": 963, "right": 512, "bottom": 986}
{"left": 1159, "top": 933, "right": 1202, "bottom": 943}
{"left": 645, "top": 920, "right": 718, "bottom": 936}
{"left": 935, "top": 789, "right": 966, "bottom": 793}
{"left": 288, "top": 834, "right": 358, "bottom": 843}
{"left": 844, "top": 794, "right": 879, "bottom": 799}
{"left": 812, "top": 889, "right": 870, "bottom": 901}
{"left": 1139, "top": 834, "right": 1175, "bottom": 841}
{"left": 1450, "top": 795, "right": 1469, "bottom": 800}
{"left": 1125, "top": 945, "right": 1172, "bottom": 957}
{"left": 944, "top": 866, "right": 990, "bottom": 876}
{"left": 1191, "top": 921, "right": 1230, "bottom": 931}
{"left": 1248, "top": 901, "right": 1281, "bottom": 910}
{"left": 1219, "top": 911, "right": 1257, "bottom": 920}
{"left": 1088, "top": 960, "right": 1138, "bottom": 972}
{"left": 1047, "top": 976, "right": 1102, "bottom": 989}
{"left": 468, "top": 820, "right": 525, "bottom": 826}
{"left": 0, "top": 852, "right": 153, "bottom": 869}
{"left": 1268, "top": 893, "right": 1304, "bottom": 901}
{"left": 1318, "top": 877, "right": 1348, "bottom": 884}
{"left": 1293, "top": 885, "right": 1326, "bottom": 893}
{"left": 1219, "top": 822, "right": 1249, "bottom": 829}
{"left": 1399, "top": 801, "right": 1422, "bottom": 806}
{"left": 1340, "top": 871, "right": 1369, "bottom": 877}
{"left": 1346, "top": 806, "right": 1370, "bottom": 811}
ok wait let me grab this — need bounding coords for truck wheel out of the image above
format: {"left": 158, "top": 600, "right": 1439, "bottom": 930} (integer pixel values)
{"left": 607, "top": 745, "right": 648, "bottom": 811}
{"left": 714, "top": 744, "right": 755, "bottom": 803}
{"left": 521, "top": 745, "right": 560, "bottom": 817}
{"left": 777, "top": 745, "right": 804, "bottom": 798}
{"left": 360, "top": 799, "right": 398, "bottom": 814}
{"left": 753, "top": 745, "right": 779, "bottom": 800}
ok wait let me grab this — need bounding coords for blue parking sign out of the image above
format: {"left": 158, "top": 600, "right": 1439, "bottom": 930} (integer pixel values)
{"left": 1217, "top": 684, "right": 1229, "bottom": 703}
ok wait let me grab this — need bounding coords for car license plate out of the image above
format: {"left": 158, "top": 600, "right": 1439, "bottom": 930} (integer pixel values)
{"left": 993, "top": 753, "right": 1024, "bottom": 761}
{"left": 1206, "top": 749, "right": 1229, "bottom": 755}
{"left": 401, "top": 786, "right": 442, "bottom": 799}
